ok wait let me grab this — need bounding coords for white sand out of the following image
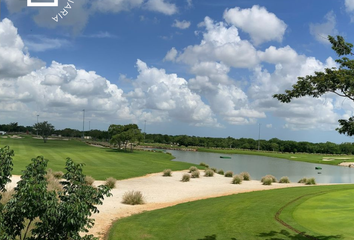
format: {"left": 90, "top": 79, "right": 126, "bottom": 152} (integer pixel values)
{"left": 339, "top": 162, "right": 354, "bottom": 167}
{"left": 5, "top": 171, "right": 310, "bottom": 239}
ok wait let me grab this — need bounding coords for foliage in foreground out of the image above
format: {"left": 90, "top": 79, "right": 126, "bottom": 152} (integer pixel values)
{"left": 240, "top": 172, "right": 250, "bottom": 180}
{"left": 191, "top": 170, "right": 200, "bottom": 178}
{"left": 204, "top": 169, "right": 214, "bottom": 177}
{"left": 305, "top": 178, "right": 316, "bottom": 185}
{"left": 279, "top": 176, "right": 290, "bottom": 183}
{"left": 261, "top": 175, "right": 277, "bottom": 183}
{"left": 122, "top": 191, "right": 144, "bottom": 205}
{"left": 262, "top": 177, "right": 272, "bottom": 185}
{"left": 105, "top": 177, "right": 117, "bottom": 189}
{"left": 0, "top": 145, "right": 112, "bottom": 240}
{"left": 224, "top": 171, "right": 233, "bottom": 177}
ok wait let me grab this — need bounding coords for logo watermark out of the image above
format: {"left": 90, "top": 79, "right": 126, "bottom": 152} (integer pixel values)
{"left": 27, "top": 0, "right": 58, "bottom": 7}
{"left": 52, "top": 0, "right": 74, "bottom": 22}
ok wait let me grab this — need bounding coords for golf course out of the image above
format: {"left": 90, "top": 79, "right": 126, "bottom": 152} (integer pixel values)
{"left": 1, "top": 136, "right": 353, "bottom": 239}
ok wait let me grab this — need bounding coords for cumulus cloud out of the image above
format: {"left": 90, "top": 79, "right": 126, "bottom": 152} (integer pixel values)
{"left": 0, "top": 19, "right": 44, "bottom": 79}
{"left": 175, "top": 16, "right": 259, "bottom": 68}
{"left": 128, "top": 60, "right": 219, "bottom": 126}
{"left": 310, "top": 11, "right": 338, "bottom": 44}
{"left": 345, "top": 0, "right": 354, "bottom": 12}
{"left": 163, "top": 47, "right": 178, "bottom": 61}
{"left": 172, "top": 19, "right": 191, "bottom": 29}
{"left": 223, "top": 5, "right": 287, "bottom": 45}
{"left": 93, "top": 0, "right": 144, "bottom": 12}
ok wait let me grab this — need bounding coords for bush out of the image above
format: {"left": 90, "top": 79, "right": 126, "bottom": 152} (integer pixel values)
{"left": 279, "top": 176, "right": 290, "bottom": 183}
{"left": 181, "top": 173, "right": 191, "bottom": 182}
{"left": 189, "top": 166, "right": 198, "bottom": 173}
{"left": 240, "top": 172, "right": 250, "bottom": 181}
{"left": 163, "top": 169, "right": 172, "bottom": 176}
{"left": 298, "top": 177, "right": 307, "bottom": 183}
{"left": 122, "top": 191, "right": 144, "bottom": 205}
{"left": 262, "top": 177, "right": 272, "bottom": 185}
{"left": 224, "top": 171, "right": 233, "bottom": 177}
{"left": 204, "top": 169, "right": 214, "bottom": 177}
{"left": 53, "top": 171, "right": 64, "bottom": 179}
{"left": 105, "top": 177, "right": 117, "bottom": 189}
{"left": 200, "top": 162, "right": 209, "bottom": 168}
{"left": 305, "top": 178, "right": 316, "bottom": 185}
{"left": 217, "top": 169, "right": 224, "bottom": 175}
{"left": 191, "top": 170, "right": 200, "bottom": 178}
{"left": 232, "top": 175, "right": 242, "bottom": 184}
{"left": 261, "top": 175, "right": 277, "bottom": 183}
{"left": 85, "top": 176, "right": 95, "bottom": 186}
{"left": 210, "top": 167, "right": 217, "bottom": 173}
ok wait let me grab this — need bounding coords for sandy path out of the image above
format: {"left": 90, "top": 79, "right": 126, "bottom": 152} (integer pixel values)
{"left": 90, "top": 170, "right": 308, "bottom": 239}
{"left": 5, "top": 171, "right": 309, "bottom": 239}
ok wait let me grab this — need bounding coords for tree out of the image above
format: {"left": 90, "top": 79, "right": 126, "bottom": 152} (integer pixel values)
{"left": 33, "top": 121, "right": 54, "bottom": 143}
{"left": 0, "top": 147, "right": 112, "bottom": 239}
{"left": 273, "top": 35, "right": 354, "bottom": 136}
{"left": 108, "top": 124, "right": 142, "bottom": 151}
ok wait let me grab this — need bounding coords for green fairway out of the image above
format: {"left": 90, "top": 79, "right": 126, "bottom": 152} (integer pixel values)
{"left": 292, "top": 189, "right": 354, "bottom": 238}
{"left": 0, "top": 136, "right": 197, "bottom": 180}
{"left": 107, "top": 185, "right": 354, "bottom": 240}
{"left": 198, "top": 148, "right": 353, "bottom": 166}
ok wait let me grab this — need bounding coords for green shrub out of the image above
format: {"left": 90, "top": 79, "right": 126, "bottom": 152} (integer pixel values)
{"left": 240, "top": 172, "right": 250, "bottom": 181}
{"left": 231, "top": 175, "right": 242, "bottom": 184}
{"left": 105, "top": 177, "right": 117, "bottom": 189}
{"left": 122, "top": 191, "right": 144, "bottom": 205}
{"left": 279, "top": 176, "right": 290, "bottom": 183}
{"left": 210, "top": 167, "right": 217, "bottom": 173}
{"left": 261, "top": 175, "right": 277, "bottom": 183}
{"left": 53, "top": 171, "right": 64, "bottom": 179}
{"left": 85, "top": 176, "right": 95, "bottom": 186}
{"left": 191, "top": 170, "right": 200, "bottom": 178}
{"left": 181, "top": 173, "right": 191, "bottom": 182}
{"left": 305, "top": 178, "right": 316, "bottom": 185}
{"left": 217, "top": 169, "right": 224, "bottom": 175}
{"left": 298, "top": 177, "right": 307, "bottom": 183}
{"left": 189, "top": 166, "right": 198, "bottom": 173}
{"left": 204, "top": 169, "right": 214, "bottom": 177}
{"left": 163, "top": 169, "right": 172, "bottom": 176}
{"left": 200, "top": 162, "right": 209, "bottom": 168}
{"left": 224, "top": 171, "right": 233, "bottom": 177}
{"left": 262, "top": 177, "right": 272, "bottom": 185}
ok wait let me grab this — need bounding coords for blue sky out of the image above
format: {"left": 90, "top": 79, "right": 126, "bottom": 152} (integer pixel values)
{"left": 1, "top": 0, "right": 354, "bottom": 143}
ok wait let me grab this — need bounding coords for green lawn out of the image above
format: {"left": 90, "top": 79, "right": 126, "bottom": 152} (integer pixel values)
{"left": 0, "top": 136, "right": 197, "bottom": 180}
{"left": 198, "top": 148, "right": 353, "bottom": 165}
{"left": 107, "top": 184, "right": 354, "bottom": 240}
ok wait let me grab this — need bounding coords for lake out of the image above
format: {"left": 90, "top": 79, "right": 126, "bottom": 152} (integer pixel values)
{"left": 168, "top": 150, "right": 354, "bottom": 183}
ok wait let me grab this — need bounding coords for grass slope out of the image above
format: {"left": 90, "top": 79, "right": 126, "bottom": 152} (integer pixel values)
{"left": 198, "top": 148, "right": 353, "bottom": 165}
{"left": 107, "top": 185, "right": 354, "bottom": 240}
{"left": 0, "top": 136, "right": 195, "bottom": 180}
{"left": 292, "top": 189, "right": 354, "bottom": 238}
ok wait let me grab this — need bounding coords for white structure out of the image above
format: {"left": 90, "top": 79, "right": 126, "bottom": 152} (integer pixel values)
{"left": 0, "top": 131, "right": 6, "bottom": 135}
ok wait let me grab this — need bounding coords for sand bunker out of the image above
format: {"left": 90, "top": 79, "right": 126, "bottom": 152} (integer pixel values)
{"left": 5, "top": 171, "right": 314, "bottom": 239}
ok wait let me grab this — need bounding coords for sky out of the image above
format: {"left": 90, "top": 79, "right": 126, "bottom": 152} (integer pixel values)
{"left": 1, "top": 0, "right": 354, "bottom": 143}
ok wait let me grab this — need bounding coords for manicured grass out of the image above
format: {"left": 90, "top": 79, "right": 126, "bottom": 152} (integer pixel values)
{"left": 198, "top": 148, "right": 353, "bottom": 165}
{"left": 107, "top": 185, "right": 354, "bottom": 240}
{"left": 0, "top": 136, "right": 196, "bottom": 180}
{"left": 292, "top": 189, "right": 354, "bottom": 238}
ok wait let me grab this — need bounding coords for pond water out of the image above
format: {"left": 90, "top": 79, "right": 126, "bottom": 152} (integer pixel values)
{"left": 168, "top": 150, "right": 354, "bottom": 184}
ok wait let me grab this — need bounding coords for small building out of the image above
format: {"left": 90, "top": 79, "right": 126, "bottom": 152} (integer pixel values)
{"left": 0, "top": 131, "right": 6, "bottom": 135}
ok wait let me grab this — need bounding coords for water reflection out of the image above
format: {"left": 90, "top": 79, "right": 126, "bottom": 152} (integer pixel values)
{"left": 169, "top": 150, "right": 354, "bottom": 183}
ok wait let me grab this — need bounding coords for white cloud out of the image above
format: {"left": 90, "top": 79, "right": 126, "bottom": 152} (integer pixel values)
{"left": 163, "top": 47, "right": 178, "bottom": 61}
{"left": 345, "top": 0, "right": 354, "bottom": 12}
{"left": 309, "top": 11, "right": 338, "bottom": 44}
{"left": 176, "top": 16, "right": 259, "bottom": 68}
{"left": 82, "top": 31, "right": 119, "bottom": 39}
{"left": 172, "top": 19, "right": 191, "bottom": 29}
{"left": 223, "top": 5, "right": 287, "bottom": 45}
{"left": 0, "top": 19, "right": 44, "bottom": 79}
{"left": 266, "top": 124, "right": 272, "bottom": 128}
{"left": 24, "top": 35, "right": 71, "bottom": 52}
{"left": 144, "top": 0, "right": 178, "bottom": 15}
{"left": 128, "top": 60, "right": 219, "bottom": 126}
{"left": 187, "top": 0, "right": 192, "bottom": 7}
